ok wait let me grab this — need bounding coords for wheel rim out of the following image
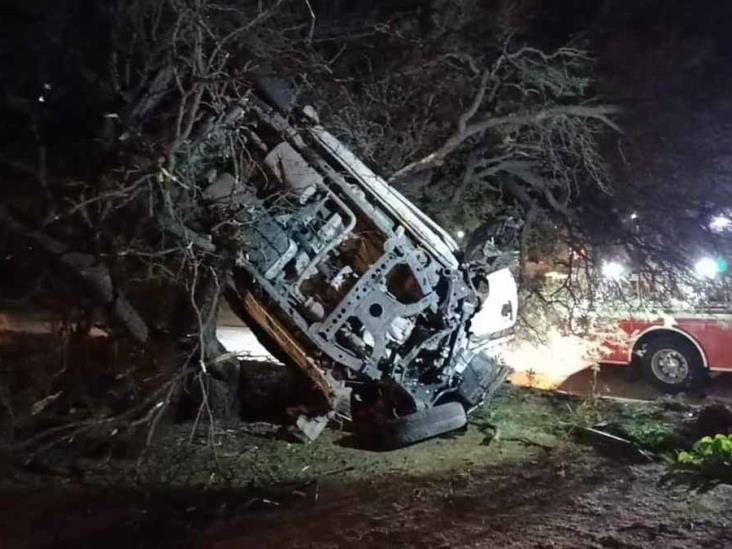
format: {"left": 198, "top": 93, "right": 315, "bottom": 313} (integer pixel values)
{"left": 650, "top": 348, "right": 689, "bottom": 384}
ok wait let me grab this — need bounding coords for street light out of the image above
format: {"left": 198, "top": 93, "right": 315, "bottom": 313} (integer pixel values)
{"left": 694, "top": 256, "right": 728, "bottom": 279}
{"left": 710, "top": 215, "right": 732, "bottom": 233}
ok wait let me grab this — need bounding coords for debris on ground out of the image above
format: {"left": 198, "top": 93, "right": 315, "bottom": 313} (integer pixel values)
{"left": 574, "top": 426, "right": 654, "bottom": 462}
{"left": 2, "top": 386, "right": 732, "bottom": 549}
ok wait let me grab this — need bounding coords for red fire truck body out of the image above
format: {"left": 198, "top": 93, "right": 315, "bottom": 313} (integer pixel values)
{"left": 600, "top": 310, "right": 732, "bottom": 391}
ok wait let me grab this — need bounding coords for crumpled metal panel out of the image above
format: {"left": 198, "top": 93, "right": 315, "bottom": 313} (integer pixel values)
{"left": 229, "top": 93, "right": 515, "bottom": 416}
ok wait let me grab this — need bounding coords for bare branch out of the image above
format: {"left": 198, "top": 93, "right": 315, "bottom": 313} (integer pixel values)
{"left": 391, "top": 104, "right": 621, "bottom": 181}
{"left": 0, "top": 205, "right": 149, "bottom": 343}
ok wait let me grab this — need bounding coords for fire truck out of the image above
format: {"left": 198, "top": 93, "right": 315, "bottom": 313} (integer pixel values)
{"left": 601, "top": 310, "right": 732, "bottom": 392}
{"left": 599, "top": 256, "right": 732, "bottom": 393}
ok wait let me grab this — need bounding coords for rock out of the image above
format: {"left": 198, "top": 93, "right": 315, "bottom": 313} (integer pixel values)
{"left": 292, "top": 414, "right": 330, "bottom": 442}
{"left": 695, "top": 404, "right": 732, "bottom": 437}
{"left": 695, "top": 483, "right": 732, "bottom": 514}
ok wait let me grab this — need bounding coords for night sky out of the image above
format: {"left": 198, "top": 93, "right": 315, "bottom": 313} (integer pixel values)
{"left": 1, "top": 0, "right": 731, "bottom": 255}
{"left": 531, "top": 1, "right": 732, "bottom": 188}
{"left": 516, "top": 0, "right": 732, "bottom": 258}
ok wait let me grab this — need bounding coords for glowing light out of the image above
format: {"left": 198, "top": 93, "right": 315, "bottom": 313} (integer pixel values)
{"left": 601, "top": 261, "right": 625, "bottom": 281}
{"left": 710, "top": 215, "right": 732, "bottom": 233}
{"left": 504, "top": 330, "right": 594, "bottom": 390}
{"left": 456, "top": 230, "right": 466, "bottom": 240}
{"left": 630, "top": 212, "right": 638, "bottom": 220}
{"left": 694, "top": 257, "right": 727, "bottom": 279}
{"left": 217, "top": 326, "right": 274, "bottom": 358}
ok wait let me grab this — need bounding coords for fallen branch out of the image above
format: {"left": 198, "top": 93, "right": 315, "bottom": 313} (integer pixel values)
{"left": 0, "top": 205, "right": 149, "bottom": 343}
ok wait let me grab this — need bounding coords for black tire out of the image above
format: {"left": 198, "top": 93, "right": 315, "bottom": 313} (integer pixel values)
{"left": 380, "top": 402, "right": 468, "bottom": 450}
{"left": 639, "top": 335, "right": 706, "bottom": 393}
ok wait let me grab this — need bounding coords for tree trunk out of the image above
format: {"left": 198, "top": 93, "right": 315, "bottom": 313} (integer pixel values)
{"left": 187, "top": 269, "right": 242, "bottom": 419}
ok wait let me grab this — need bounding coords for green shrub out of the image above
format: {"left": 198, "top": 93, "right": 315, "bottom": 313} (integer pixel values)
{"left": 629, "top": 422, "right": 677, "bottom": 452}
{"left": 677, "top": 434, "right": 732, "bottom": 466}
{"left": 669, "top": 434, "right": 732, "bottom": 490}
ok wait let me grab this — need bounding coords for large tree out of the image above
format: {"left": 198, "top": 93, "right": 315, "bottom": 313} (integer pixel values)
{"left": 11, "top": 0, "right": 724, "bottom": 449}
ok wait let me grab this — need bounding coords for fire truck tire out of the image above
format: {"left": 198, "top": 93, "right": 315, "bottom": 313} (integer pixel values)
{"left": 380, "top": 402, "right": 468, "bottom": 449}
{"left": 639, "top": 335, "right": 706, "bottom": 393}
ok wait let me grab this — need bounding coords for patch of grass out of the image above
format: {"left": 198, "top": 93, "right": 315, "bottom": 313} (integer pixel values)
{"left": 556, "top": 394, "right": 693, "bottom": 459}
{"left": 627, "top": 421, "right": 678, "bottom": 453}
{"left": 563, "top": 399, "right": 604, "bottom": 431}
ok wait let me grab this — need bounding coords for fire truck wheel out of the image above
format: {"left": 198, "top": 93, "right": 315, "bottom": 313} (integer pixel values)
{"left": 640, "top": 335, "right": 705, "bottom": 393}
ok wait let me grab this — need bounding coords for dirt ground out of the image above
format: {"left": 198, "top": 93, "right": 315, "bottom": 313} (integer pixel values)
{"left": 2, "top": 387, "right": 732, "bottom": 549}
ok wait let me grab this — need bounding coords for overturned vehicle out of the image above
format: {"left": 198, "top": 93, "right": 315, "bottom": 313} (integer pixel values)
{"left": 216, "top": 82, "right": 518, "bottom": 448}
